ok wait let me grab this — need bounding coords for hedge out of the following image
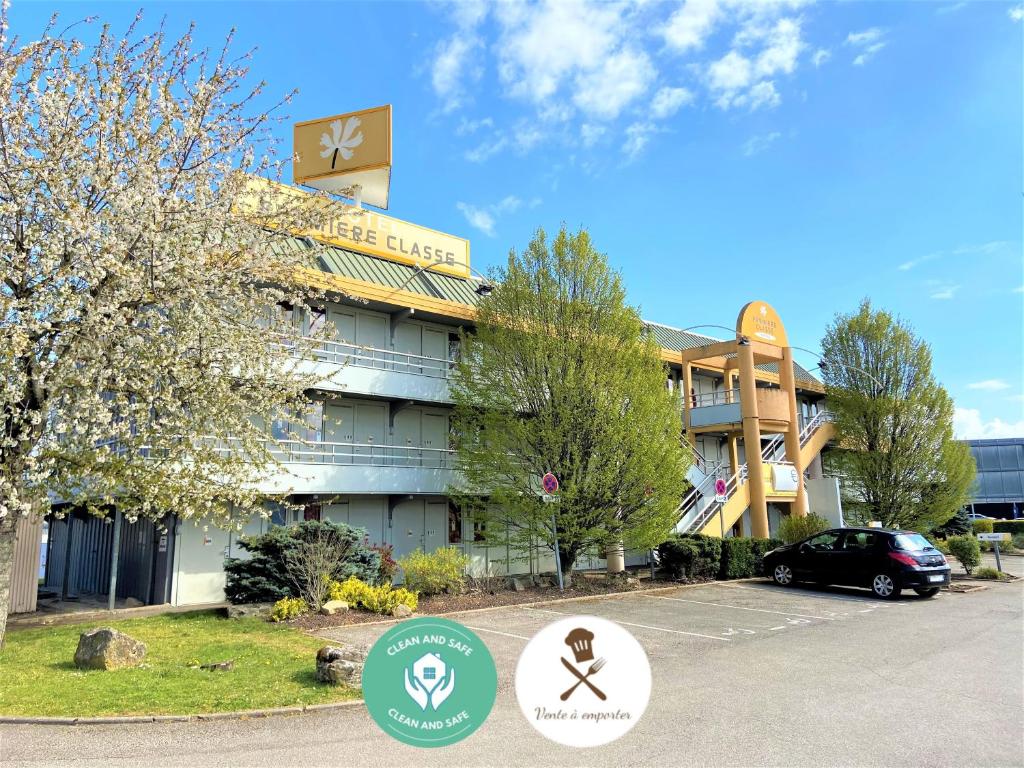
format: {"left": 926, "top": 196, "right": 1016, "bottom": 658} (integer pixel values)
{"left": 659, "top": 535, "right": 784, "bottom": 581}
{"left": 993, "top": 520, "right": 1024, "bottom": 536}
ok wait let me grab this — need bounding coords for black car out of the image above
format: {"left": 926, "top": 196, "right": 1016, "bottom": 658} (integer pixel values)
{"left": 763, "top": 527, "right": 951, "bottom": 599}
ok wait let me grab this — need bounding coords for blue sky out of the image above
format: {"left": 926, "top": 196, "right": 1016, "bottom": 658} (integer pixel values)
{"left": 11, "top": 0, "right": 1024, "bottom": 437}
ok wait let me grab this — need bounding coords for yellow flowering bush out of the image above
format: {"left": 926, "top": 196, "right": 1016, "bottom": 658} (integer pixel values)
{"left": 270, "top": 597, "right": 309, "bottom": 622}
{"left": 328, "top": 576, "right": 418, "bottom": 615}
{"left": 397, "top": 547, "right": 469, "bottom": 596}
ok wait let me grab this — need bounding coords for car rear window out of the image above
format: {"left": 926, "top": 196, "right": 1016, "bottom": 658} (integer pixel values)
{"left": 894, "top": 533, "right": 936, "bottom": 552}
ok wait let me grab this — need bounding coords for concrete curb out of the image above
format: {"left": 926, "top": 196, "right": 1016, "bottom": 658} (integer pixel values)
{"left": 0, "top": 699, "right": 364, "bottom": 726}
{"left": 307, "top": 578, "right": 750, "bottom": 637}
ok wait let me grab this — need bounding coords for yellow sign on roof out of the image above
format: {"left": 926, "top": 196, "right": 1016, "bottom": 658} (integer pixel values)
{"left": 240, "top": 176, "right": 470, "bottom": 279}
{"left": 736, "top": 301, "right": 789, "bottom": 346}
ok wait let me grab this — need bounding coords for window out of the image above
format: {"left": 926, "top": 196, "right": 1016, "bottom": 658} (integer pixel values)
{"left": 422, "top": 667, "right": 436, "bottom": 680}
{"left": 842, "top": 532, "right": 877, "bottom": 550}
{"left": 473, "top": 518, "right": 487, "bottom": 543}
{"left": 893, "top": 533, "right": 936, "bottom": 552}
{"left": 307, "top": 308, "right": 327, "bottom": 337}
{"left": 806, "top": 532, "right": 841, "bottom": 551}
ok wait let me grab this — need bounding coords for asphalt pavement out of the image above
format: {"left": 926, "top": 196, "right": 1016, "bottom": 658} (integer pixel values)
{"left": 1, "top": 578, "right": 1021, "bottom": 768}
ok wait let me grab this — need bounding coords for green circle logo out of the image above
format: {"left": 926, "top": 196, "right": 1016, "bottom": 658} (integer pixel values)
{"left": 362, "top": 617, "right": 498, "bottom": 748}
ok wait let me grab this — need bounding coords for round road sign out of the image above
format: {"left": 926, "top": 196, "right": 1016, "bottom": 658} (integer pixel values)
{"left": 714, "top": 478, "right": 728, "bottom": 497}
{"left": 542, "top": 472, "right": 559, "bottom": 495}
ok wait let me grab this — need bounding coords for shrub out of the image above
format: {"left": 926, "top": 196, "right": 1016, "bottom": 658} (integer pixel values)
{"left": 270, "top": 597, "right": 308, "bottom": 622}
{"left": 751, "top": 538, "right": 785, "bottom": 576}
{"left": 778, "top": 513, "right": 830, "bottom": 544}
{"left": 971, "top": 567, "right": 1005, "bottom": 580}
{"left": 1012, "top": 533, "right": 1024, "bottom": 551}
{"left": 971, "top": 518, "right": 994, "bottom": 534}
{"left": 719, "top": 538, "right": 756, "bottom": 579}
{"left": 657, "top": 534, "right": 721, "bottom": 580}
{"left": 371, "top": 543, "right": 398, "bottom": 585}
{"left": 224, "top": 520, "right": 380, "bottom": 605}
{"left": 932, "top": 508, "right": 970, "bottom": 539}
{"left": 947, "top": 535, "right": 981, "bottom": 575}
{"left": 980, "top": 537, "right": 1013, "bottom": 552}
{"left": 993, "top": 520, "right": 1024, "bottom": 536}
{"left": 329, "top": 576, "right": 418, "bottom": 615}
{"left": 398, "top": 547, "right": 470, "bottom": 596}
{"left": 933, "top": 539, "right": 951, "bottom": 556}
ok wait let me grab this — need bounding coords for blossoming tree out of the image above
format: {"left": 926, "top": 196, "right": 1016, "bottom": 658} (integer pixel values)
{"left": 0, "top": 10, "right": 348, "bottom": 645}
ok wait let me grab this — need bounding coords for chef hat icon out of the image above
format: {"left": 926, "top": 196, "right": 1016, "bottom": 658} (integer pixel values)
{"left": 564, "top": 627, "right": 595, "bottom": 663}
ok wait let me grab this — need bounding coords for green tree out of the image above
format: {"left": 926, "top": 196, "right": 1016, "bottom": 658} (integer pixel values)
{"left": 450, "top": 226, "right": 687, "bottom": 586}
{"left": 821, "top": 300, "right": 974, "bottom": 530}
{"left": 0, "top": 14, "right": 350, "bottom": 647}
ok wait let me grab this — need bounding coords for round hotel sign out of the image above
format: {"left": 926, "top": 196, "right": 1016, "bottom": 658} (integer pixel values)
{"left": 361, "top": 617, "right": 498, "bottom": 748}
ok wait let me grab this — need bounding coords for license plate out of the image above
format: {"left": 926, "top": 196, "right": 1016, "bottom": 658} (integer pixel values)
{"left": 928, "top": 574, "right": 945, "bottom": 583}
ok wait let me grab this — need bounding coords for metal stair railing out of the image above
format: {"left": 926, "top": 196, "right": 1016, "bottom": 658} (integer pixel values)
{"left": 676, "top": 408, "right": 832, "bottom": 535}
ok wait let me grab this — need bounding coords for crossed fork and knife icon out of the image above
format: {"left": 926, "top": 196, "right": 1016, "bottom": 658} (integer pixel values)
{"left": 559, "top": 656, "right": 607, "bottom": 701}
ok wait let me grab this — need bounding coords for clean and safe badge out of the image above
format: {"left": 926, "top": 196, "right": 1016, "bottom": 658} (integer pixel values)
{"left": 362, "top": 617, "right": 497, "bottom": 748}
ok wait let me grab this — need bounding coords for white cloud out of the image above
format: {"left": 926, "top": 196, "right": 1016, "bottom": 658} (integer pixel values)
{"left": 929, "top": 283, "right": 959, "bottom": 300}
{"left": 753, "top": 18, "right": 803, "bottom": 78}
{"left": 954, "top": 407, "right": 1024, "bottom": 439}
{"left": 455, "top": 194, "right": 536, "bottom": 237}
{"left": 968, "top": 379, "right": 1012, "bottom": 391}
{"left": 1014, "top": 285, "right": 1024, "bottom": 294}
{"left": 662, "top": 0, "right": 723, "bottom": 53}
{"left": 456, "top": 116, "right": 494, "bottom": 136}
{"left": 464, "top": 136, "right": 508, "bottom": 163}
{"left": 650, "top": 86, "right": 695, "bottom": 119}
{"left": 742, "top": 131, "right": 781, "bottom": 156}
{"left": 846, "top": 27, "right": 887, "bottom": 67}
{"left": 936, "top": 2, "right": 967, "bottom": 14}
{"left": 1010, "top": 5, "right": 1024, "bottom": 22}
{"left": 899, "top": 241, "right": 1012, "bottom": 271}
{"left": 623, "top": 122, "right": 657, "bottom": 161}
{"left": 580, "top": 123, "right": 607, "bottom": 147}
{"left": 812, "top": 48, "right": 831, "bottom": 67}
{"left": 573, "top": 47, "right": 656, "bottom": 120}
{"left": 430, "top": 3, "right": 488, "bottom": 112}
{"left": 709, "top": 50, "right": 752, "bottom": 92}
{"left": 846, "top": 28, "right": 884, "bottom": 46}
{"left": 495, "top": 0, "right": 622, "bottom": 106}
{"left": 456, "top": 202, "right": 496, "bottom": 237}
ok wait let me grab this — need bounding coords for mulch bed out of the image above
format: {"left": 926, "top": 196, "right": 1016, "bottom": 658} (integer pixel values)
{"left": 292, "top": 576, "right": 688, "bottom": 631}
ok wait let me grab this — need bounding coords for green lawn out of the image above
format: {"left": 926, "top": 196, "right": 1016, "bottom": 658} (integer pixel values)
{"left": 0, "top": 611, "right": 360, "bottom": 717}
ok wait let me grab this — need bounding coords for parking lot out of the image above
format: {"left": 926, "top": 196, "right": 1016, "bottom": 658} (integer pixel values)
{"left": 2, "top": 577, "right": 1021, "bottom": 767}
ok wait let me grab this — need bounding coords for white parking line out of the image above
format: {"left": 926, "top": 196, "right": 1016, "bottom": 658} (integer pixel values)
{"left": 638, "top": 593, "right": 835, "bottom": 621}
{"left": 520, "top": 605, "right": 731, "bottom": 641}
{"left": 722, "top": 583, "right": 902, "bottom": 606}
{"left": 463, "top": 625, "right": 531, "bottom": 641}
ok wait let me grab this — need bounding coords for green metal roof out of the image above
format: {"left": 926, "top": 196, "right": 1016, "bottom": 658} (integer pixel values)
{"left": 284, "top": 237, "right": 822, "bottom": 388}
{"left": 277, "top": 236, "right": 484, "bottom": 307}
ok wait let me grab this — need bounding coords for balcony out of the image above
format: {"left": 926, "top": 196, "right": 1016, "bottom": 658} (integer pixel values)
{"left": 290, "top": 337, "right": 454, "bottom": 404}
{"left": 688, "top": 387, "right": 791, "bottom": 430}
{"left": 256, "top": 440, "right": 460, "bottom": 496}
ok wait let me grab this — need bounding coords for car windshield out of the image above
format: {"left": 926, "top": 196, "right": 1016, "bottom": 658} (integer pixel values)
{"left": 894, "top": 533, "right": 936, "bottom": 552}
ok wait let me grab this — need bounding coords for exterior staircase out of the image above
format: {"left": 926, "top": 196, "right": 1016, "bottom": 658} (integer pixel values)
{"left": 675, "top": 409, "right": 834, "bottom": 537}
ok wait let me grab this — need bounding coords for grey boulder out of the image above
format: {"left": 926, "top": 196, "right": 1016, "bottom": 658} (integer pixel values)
{"left": 74, "top": 627, "right": 147, "bottom": 671}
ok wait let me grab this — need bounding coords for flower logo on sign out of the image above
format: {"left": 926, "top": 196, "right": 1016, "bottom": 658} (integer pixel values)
{"left": 320, "top": 117, "right": 364, "bottom": 169}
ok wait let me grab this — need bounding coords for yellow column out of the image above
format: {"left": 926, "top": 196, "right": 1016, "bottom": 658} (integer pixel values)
{"left": 779, "top": 347, "right": 808, "bottom": 517}
{"left": 739, "top": 343, "right": 769, "bottom": 537}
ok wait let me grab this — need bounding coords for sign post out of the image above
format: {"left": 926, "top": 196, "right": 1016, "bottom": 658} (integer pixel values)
{"left": 977, "top": 532, "right": 1010, "bottom": 572}
{"left": 542, "top": 473, "right": 564, "bottom": 592}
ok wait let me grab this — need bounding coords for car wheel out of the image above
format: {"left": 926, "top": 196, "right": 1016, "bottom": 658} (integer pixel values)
{"left": 871, "top": 573, "right": 902, "bottom": 599}
{"left": 913, "top": 587, "right": 939, "bottom": 598}
{"left": 772, "top": 564, "right": 794, "bottom": 586}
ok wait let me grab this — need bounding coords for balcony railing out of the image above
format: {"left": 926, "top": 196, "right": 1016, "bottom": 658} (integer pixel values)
{"left": 690, "top": 388, "right": 739, "bottom": 408}
{"left": 279, "top": 333, "right": 453, "bottom": 379}
{"left": 266, "top": 439, "right": 456, "bottom": 468}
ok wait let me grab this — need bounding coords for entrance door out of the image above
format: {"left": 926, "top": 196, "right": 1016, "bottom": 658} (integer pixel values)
{"left": 392, "top": 409, "right": 422, "bottom": 466}
{"left": 348, "top": 499, "right": 386, "bottom": 546}
{"left": 324, "top": 403, "right": 354, "bottom": 464}
{"left": 422, "top": 327, "right": 447, "bottom": 377}
{"left": 422, "top": 413, "right": 448, "bottom": 468}
{"left": 353, "top": 402, "right": 386, "bottom": 464}
{"left": 390, "top": 499, "right": 425, "bottom": 561}
{"left": 424, "top": 501, "right": 447, "bottom": 553}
